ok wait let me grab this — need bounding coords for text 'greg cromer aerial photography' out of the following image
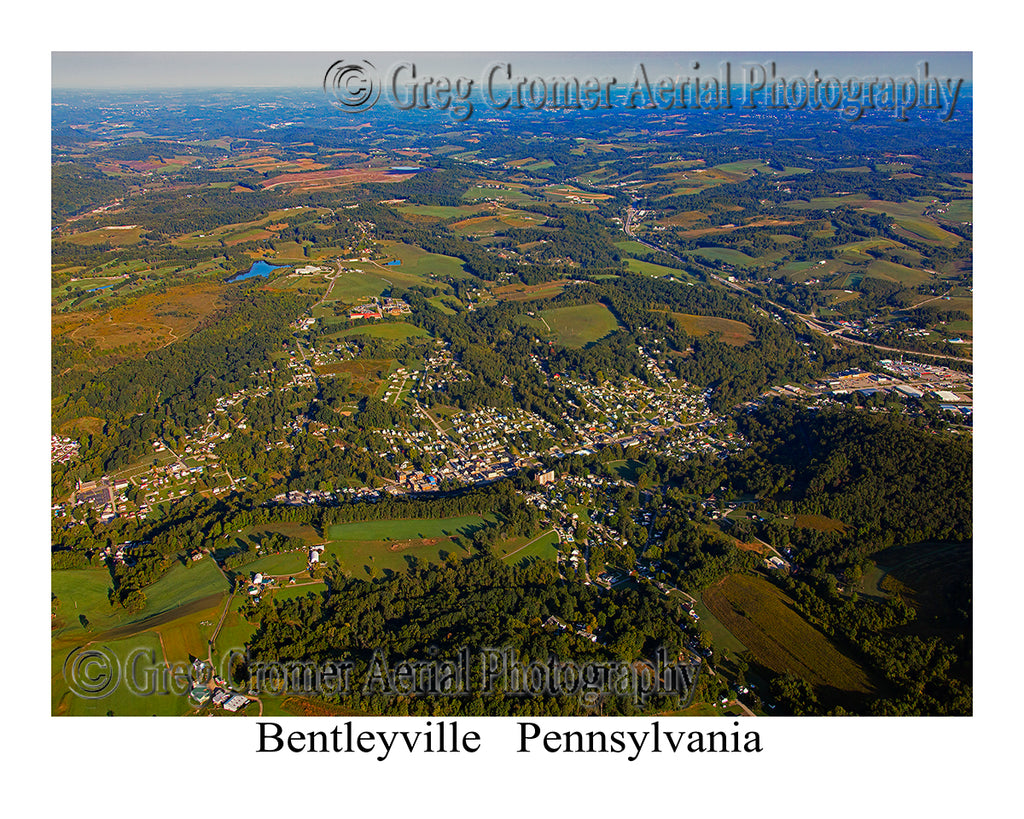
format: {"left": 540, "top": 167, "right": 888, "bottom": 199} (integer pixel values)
{"left": 52, "top": 52, "right": 972, "bottom": 720}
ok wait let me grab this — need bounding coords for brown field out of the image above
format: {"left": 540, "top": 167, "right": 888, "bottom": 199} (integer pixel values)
{"left": 703, "top": 573, "right": 875, "bottom": 693}
{"left": 492, "top": 280, "right": 569, "bottom": 302}
{"left": 315, "top": 359, "right": 393, "bottom": 394}
{"left": 665, "top": 312, "right": 754, "bottom": 346}
{"left": 793, "top": 514, "right": 848, "bottom": 533}
{"left": 63, "top": 225, "right": 144, "bottom": 246}
{"left": 58, "top": 415, "right": 105, "bottom": 437}
{"left": 262, "top": 167, "right": 417, "bottom": 191}
{"left": 659, "top": 210, "right": 710, "bottom": 228}
{"left": 55, "top": 282, "right": 230, "bottom": 354}
{"left": 388, "top": 537, "right": 440, "bottom": 552}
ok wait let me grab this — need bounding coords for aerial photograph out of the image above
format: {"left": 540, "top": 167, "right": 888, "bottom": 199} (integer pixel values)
{"left": 50, "top": 51, "right": 973, "bottom": 720}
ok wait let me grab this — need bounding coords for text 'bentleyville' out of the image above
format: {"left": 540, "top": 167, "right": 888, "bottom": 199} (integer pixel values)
{"left": 257, "top": 720, "right": 762, "bottom": 760}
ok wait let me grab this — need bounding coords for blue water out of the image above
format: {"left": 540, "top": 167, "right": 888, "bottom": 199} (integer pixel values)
{"left": 228, "top": 260, "right": 285, "bottom": 282}
{"left": 86, "top": 284, "right": 114, "bottom": 292}
{"left": 385, "top": 260, "right": 402, "bottom": 266}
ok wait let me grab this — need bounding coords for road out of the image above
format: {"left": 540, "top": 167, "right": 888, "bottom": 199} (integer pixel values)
{"left": 623, "top": 205, "right": 972, "bottom": 365}
{"left": 412, "top": 399, "right": 468, "bottom": 458}
{"left": 727, "top": 698, "right": 757, "bottom": 717}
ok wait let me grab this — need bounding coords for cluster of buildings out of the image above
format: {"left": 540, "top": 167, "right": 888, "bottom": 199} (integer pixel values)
{"left": 51, "top": 435, "right": 79, "bottom": 464}
{"left": 189, "top": 680, "right": 250, "bottom": 712}
{"left": 348, "top": 297, "right": 412, "bottom": 321}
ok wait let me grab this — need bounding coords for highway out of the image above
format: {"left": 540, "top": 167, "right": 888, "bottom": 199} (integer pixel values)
{"left": 623, "top": 206, "right": 972, "bottom": 365}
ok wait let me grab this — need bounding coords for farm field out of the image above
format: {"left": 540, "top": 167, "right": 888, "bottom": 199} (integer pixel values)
{"left": 463, "top": 184, "right": 536, "bottom": 202}
{"left": 666, "top": 312, "right": 753, "bottom": 346}
{"left": 396, "top": 203, "right": 486, "bottom": 220}
{"left": 494, "top": 530, "right": 559, "bottom": 564}
{"left": 863, "top": 260, "right": 932, "bottom": 285}
{"left": 684, "top": 247, "right": 761, "bottom": 268}
{"left": 703, "top": 573, "right": 875, "bottom": 694}
{"left": 539, "top": 303, "right": 621, "bottom": 347}
{"left": 377, "top": 240, "right": 472, "bottom": 279}
{"left": 324, "top": 536, "right": 471, "bottom": 577}
{"left": 270, "top": 581, "right": 328, "bottom": 603}
{"left": 791, "top": 514, "right": 848, "bottom": 533}
{"left": 63, "top": 225, "right": 145, "bottom": 246}
{"left": 325, "top": 270, "right": 394, "bottom": 302}
{"left": 338, "top": 322, "right": 430, "bottom": 341}
{"left": 321, "top": 515, "right": 494, "bottom": 576}
{"left": 326, "top": 515, "right": 491, "bottom": 542}
{"left": 614, "top": 239, "right": 653, "bottom": 256}
{"left": 237, "top": 551, "right": 309, "bottom": 577}
{"left": 625, "top": 258, "right": 694, "bottom": 279}
{"left": 53, "top": 631, "right": 190, "bottom": 717}
{"left": 491, "top": 280, "right": 568, "bottom": 302}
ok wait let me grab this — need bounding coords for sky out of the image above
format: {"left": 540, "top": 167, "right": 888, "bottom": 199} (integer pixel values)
{"left": 51, "top": 51, "right": 972, "bottom": 90}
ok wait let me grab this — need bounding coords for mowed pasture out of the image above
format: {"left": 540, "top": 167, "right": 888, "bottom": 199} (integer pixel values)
{"left": 326, "top": 515, "right": 491, "bottom": 542}
{"left": 625, "top": 259, "right": 695, "bottom": 280}
{"left": 864, "top": 259, "right": 932, "bottom": 286}
{"left": 494, "top": 529, "right": 559, "bottom": 565}
{"left": 463, "top": 183, "right": 536, "bottom": 203}
{"left": 396, "top": 203, "right": 487, "bottom": 221}
{"left": 684, "top": 247, "right": 761, "bottom": 268}
{"left": 51, "top": 558, "right": 229, "bottom": 641}
{"left": 53, "top": 632, "right": 189, "bottom": 716}
{"left": 703, "top": 573, "right": 875, "bottom": 694}
{"left": 323, "top": 516, "right": 493, "bottom": 577}
{"left": 338, "top": 322, "right": 430, "bottom": 341}
{"left": 540, "top": 303, "right": 621, "bottom": 347}
{"left": 377, "top": 241, "right": 471, "bottom": 279}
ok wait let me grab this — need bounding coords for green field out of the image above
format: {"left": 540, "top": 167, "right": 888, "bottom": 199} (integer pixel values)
{"left": 271, "top": 581, "right": 328, "bottom": 602}
{"left": 703, "top": 573, "right": 875, "bottom": 694}
{"left": 890, "top": 216, "right": 963, "bottom": 247}
{"left": 321, "top": 515, "right": 492, "bottom": 577}
{"left": 338, "top": 322, "right": 430, "bottom": 341}
{"left": 326, "top": 270, "right": 394, "bottom": 302}
{"left": 325, "top": 537, "right": 471, "bottom": 577}
{"left": 864, "top": 259, "right": 931, "bottom": 286}
{"left": 540, "top": 303, "right": 621, "bottom": 347}
{"left": 684, "top": 247, "right": 760, "bottom": 267}
{"left": 53, "top": 631, "right": 189, "bottom": 716}
{"left": 396, "top": 203, "right": 484, "bottom": 220}
{"left": 943, "top": 200, "right": 972, "bottom": 222}
{"left": 238, "top": 551, "right": 309, "bottom": 577}
{"left": 463, "top": 185, "right": 535, "bottom": 202}
{"left": 51, "top": 558, "right": 229, "bottom": 640}
{"left": 495, "top": 530, "right": 559, "bottom": 564}
{"left": 614, "top": 239, "right": 654, "bottom": 256}
{"left": 625, "top": 258, "right": 693, "bottom": 279}
{"left": 378, "top": 241, "right": 471, "bottom": 278}
{"left": 326, "top": 515, "right": 490, "bottom": 541}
